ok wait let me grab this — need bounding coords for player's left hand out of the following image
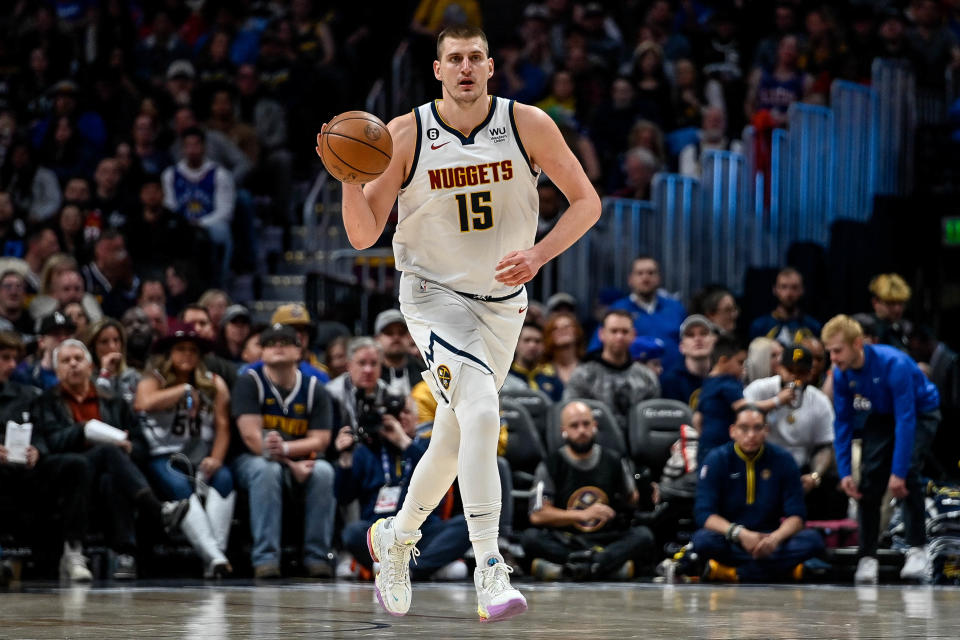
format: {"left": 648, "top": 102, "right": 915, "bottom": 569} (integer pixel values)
{"left": 888, "top": 474, "right": 908, "bottom": 499}
{"left": 495, "top": 249, "right": 544, "bottom": 286}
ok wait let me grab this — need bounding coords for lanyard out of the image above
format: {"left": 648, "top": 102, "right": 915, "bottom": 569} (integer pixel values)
{"left": 380, "top": 447, "right": 411, "bottom": 486}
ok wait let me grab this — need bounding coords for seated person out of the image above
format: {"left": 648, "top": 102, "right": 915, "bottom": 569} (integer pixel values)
{"left": 691, "top": 405, "right": 824, "bottom": 582}
{"left": 522, "top": 401, "right": 655, "bottom": 580}
{"left": 334, "top": 394, "right": 470, "bottom": 580}
{"left": 744, "top": 344, "right": 845, "bottom": 520}
{"left": 748, "top": 267, "right": 821, "bottom": 345}
{"left": 565, "top": 310, "right": 660, "bottom": 432}
{"left": 660, "top": 314, "right": 716, "bottom": 408}
{"left": 135, "top": 323, "right": 236, "bottom": 573}
{"left": 13, "top": 311, "right": 76, "bottom": 390}
{"left": 506, "top": 322, "right": 564, "bottom": 401}
{"left": 696, "top": 335, "right": 787, "bottom": 467}
{"left": 30, "top": 339, "right": 226, "bottom": 579}
{"left": 231, "top": 324, "right": 337, "bottom": 578}
{"left": 0, "top": 330, "right": 92, "bottom": 581}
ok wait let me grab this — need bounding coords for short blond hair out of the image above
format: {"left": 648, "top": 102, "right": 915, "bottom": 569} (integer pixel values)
{"left": 869, "top": 273, "right": 911, "bottom": 302}
{"left": 821, "top": 314, "right": 863, "bottom": 344}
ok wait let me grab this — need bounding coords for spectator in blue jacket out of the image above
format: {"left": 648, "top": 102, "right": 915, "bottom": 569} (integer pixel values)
{"left": 334, "top": 394, "right": 470, "bottom": 580}
{"left": 823, "top": 315, "right": 940, "bottom": 584}
{"left": 589, "top": 256, "right": 686, "bottom": 371}
{"left": 692, "top": 405, "right": 824, "bottom": 582}
{"left": 749, "top": 268, "right": 822, "bottom": 345}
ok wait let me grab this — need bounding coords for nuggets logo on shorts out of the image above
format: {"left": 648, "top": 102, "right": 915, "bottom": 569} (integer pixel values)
{"left": 437, "top": 365, "right": 452, "bottom": 390}
{"left": 567, "top": 485, "right": 610, "bottom": 533}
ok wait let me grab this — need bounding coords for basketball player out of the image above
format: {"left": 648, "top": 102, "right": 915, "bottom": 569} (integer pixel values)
{"left": 319, "top": 25, "right": 600, "bottom": 621}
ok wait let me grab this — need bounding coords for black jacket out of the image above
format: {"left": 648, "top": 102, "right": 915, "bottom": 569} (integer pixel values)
{"left": 30, "top": 383, "right": 149, "bottom": 466}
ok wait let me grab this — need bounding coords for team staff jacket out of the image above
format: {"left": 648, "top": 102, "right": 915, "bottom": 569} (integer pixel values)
{"left": 749, "top": 313, "right": 822, "bottom": 344}
{"left": 832, "top": 344, "right": 940, "bottom": 479}
{"left": 507, "top": 361, "right": 564, "bottom": 402}
{"left": 695, "top": 441, "right": 806, "bottom": 532}
{"left": 335, "top": 439, "right": 429, "bottom": 521}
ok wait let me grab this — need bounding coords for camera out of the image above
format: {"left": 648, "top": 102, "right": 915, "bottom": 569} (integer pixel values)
{"left": 355, "top": 391, "right": 406, "bottom": 444}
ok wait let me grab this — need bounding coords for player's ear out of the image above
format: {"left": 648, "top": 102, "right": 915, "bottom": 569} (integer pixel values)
{"left": 487, "top": 58, "right": 494, "bottom": 78}
{"left": 433, "top": 59, "right": 442, "bottom": 81}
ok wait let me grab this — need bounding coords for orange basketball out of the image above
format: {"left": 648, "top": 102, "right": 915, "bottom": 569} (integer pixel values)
{"left": 317, "top": 111, "right": 393, "bottom": 184}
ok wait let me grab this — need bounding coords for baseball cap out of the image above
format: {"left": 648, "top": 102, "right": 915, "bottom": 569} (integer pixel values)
{"left": 221, "top": 304, "right": 251, "bottom": 327}
{"left": 679, "top": 314, "right": 714, "bottom": 336}
{"left": 166, "top": 59, "right": 196, "bottom": 80}
{"left": 260, "top": 323, "right": 302, "bottom": 347}
{"left": 781, "top": 344, "right": 813, "bottom": 371}
{"left": 38, "top": 311, "right": 76, "bottom": 335}
{"left": 153, "top": 321, "right": 214, "bottom": 354}
{"left": 374, "top": 309, "right": 406, "bottom": 335}
{"left": 271, "top": 303, "right": 312, "bottom": 326}
{"left": 546, "top": 292, "right": 577, "bottom": 313}
{"left": 631, "top": 336, "right": 665, "bottom": 362}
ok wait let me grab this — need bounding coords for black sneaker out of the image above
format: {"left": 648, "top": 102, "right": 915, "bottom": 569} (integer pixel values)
{"left": 160, "top": 499, "right": 190, "bottom": 535}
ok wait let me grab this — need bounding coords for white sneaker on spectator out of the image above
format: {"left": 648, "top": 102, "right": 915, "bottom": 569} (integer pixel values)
{"left": 433, "top": 559, "right": 468, "bottom": 581}
{"left": 112, "top": 553, "right": 137, "bottom": 580}
{"left": 854, "top": 556, "right": 878, "bottom": 584}
{"left": 900, "top": 547, "right": 929, "bottom": 581}
{"left": 59, "top": 542, "right": 93, "bottom": 582}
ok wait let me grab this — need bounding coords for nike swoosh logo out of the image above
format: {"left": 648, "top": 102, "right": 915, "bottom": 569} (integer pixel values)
{"left": 518, "top": 306, "right": 527, "bottom": 314}
{"left": 469, "top": 512, "right": 492, "bottom": 518}
{"left": 430, "top": 141, "right": 450, "bottom": 150}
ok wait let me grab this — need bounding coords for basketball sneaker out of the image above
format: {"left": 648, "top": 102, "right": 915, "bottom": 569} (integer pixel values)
{"left": 475, "top": 552, "right": 527, "bottom": 622}
{"left": 367, "top": 517, "right": 421, "bottom": 616}
{"left": 59, "top": 542, "right": 93, "bottom": 583}
{"left": 900, "top": 547, "right": 929, "bottom": 581}
{"left": 854, "top": 556, "right": 879, "bottom": 584}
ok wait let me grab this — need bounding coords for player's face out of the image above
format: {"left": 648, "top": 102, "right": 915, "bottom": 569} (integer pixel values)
{"left": 729, "top": 410, "right": 767, "bottom": 454}
{"left": 434, "top": 37, "right": 493, "bottom": 104}
{"left": 824, "top": 335, "right": 861, "bottom": 371}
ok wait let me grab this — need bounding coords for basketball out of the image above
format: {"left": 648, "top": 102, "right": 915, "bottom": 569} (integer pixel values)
{"left": 317, "top": 111, "right": 393, "bottom": 184}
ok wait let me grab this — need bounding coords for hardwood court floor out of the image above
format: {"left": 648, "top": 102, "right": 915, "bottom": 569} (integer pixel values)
{"left": 1, "top": 580, "right": 959, "bottom": 639}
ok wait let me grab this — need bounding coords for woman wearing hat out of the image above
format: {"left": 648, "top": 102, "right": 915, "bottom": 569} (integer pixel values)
{"left": 84, "top": 318, "right": 140, "bottom": 408}
{"left": 134, "top": 322, "right": 234, "bottom": 577}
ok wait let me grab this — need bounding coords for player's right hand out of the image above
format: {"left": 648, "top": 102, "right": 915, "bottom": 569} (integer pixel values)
{"left": 840, "top": 475, "right": 862, "bottom": 499}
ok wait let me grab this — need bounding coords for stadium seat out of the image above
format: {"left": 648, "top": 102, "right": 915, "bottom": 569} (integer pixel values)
{"left": 546, "top": 398, "right": 628, "bottom": 457}
{"left": 500, "top": 387, "right": 553, "bottom": 442}
{"left": 628, "top": 399, "right": 693, "bottom": 479}
{"left": 500, "top": 398, "right": 547, "bottom": 476}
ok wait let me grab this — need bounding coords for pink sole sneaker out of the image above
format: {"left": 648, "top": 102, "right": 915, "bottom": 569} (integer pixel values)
{"left": 366, "top": 520, "right": 404, "bottom": 617}
{"left": 479, "top": 597, "right": 528, "bottom": 623}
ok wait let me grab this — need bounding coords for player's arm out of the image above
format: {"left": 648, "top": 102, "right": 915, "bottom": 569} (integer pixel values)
{"left": 323, "top": 112, "right": 416, "bottom": 250}
{"left": 495, "top": 103, "right": 601, "bottom": 287}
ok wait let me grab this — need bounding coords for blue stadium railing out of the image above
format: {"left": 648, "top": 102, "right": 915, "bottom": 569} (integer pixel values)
{"left": 310, "top": 61, "right": 926, "bottom": 322}
{"left": 548, "top": 60, "right": 924, "bottom": 318}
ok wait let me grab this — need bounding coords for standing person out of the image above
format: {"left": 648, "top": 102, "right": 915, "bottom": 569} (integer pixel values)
{"left": 822, "top": 315, "right": 940, "bottom": 583}
{"left": 323, "top": 25, "right": 600, "bottom": 620}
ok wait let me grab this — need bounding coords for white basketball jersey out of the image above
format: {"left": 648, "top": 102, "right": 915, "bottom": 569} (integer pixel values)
{"left": 395, "top": 96, "right": 540, "bottom": 297}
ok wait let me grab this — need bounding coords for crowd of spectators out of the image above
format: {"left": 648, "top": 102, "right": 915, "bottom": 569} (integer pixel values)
{"left": 0, "top": 1, "right": 959, "bottom": 586}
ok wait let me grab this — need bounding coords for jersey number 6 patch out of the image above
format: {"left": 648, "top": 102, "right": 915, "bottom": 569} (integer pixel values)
{"left": 456, "top": 191, "right": 494, "bottom": 232}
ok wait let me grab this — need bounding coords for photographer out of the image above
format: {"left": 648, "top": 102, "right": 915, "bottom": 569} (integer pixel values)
{"left": 333, "top": 392, "right": 471, "bottom": 580}
{"left": 231, "top": 323, "right": 337, "bottom": 579}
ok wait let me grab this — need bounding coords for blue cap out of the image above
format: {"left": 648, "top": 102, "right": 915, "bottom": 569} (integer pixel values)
{"left": 630, "top": 336, "right": 664, "bottom": 362}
